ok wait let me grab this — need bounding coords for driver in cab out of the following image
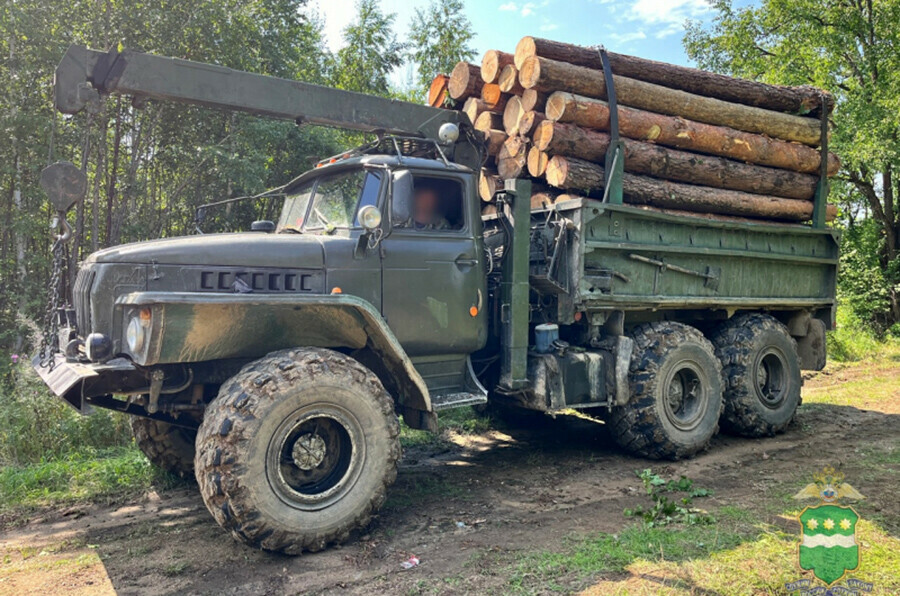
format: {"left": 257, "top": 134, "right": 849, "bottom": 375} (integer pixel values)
{"left": 409, "top": 184, "right": 450, "bottom": 231}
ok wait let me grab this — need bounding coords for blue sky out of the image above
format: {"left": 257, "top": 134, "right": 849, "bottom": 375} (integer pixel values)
{"left": 312, "top": 0, "right": 756, "bottom": 81}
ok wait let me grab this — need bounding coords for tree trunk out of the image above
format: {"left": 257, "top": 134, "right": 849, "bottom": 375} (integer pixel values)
{"left": 533, "top": 121, "right": 820, "bottom": 200}
{"left": 428, "top": 74, "right": 450, "bottom": 107}
{"left": 449, "top": 62, "right": 483, "bottom": 100}
{"left": 545, "top": 156, "right": 837, "bottom": 222}
{"left": 519, "top": 56, "right": 824, "bottom": 146}
{"left": 481, "top": 50, "right": 514, "bottom": 84}
{"left": 545, "top": 92, "right": 839, "bottom": 175}
{"left": 474, "top": 111, "right": 503, "bottom": 133}
{"left": 518, "top": 110, "right": 545, "bottom": 136}
{"left": 521, "top": 88, "right": 548, "bottom": 112}
{"left": 514, "top": 36, "right": 834, "bottom": 116}
{"left": 498, "top": 143, "right": 526, "bottom": 179}
{"left": 503, "top": 96, "right": 525, "bottom": 136}
{"left": 498, "top": 64, "right": 525, "bottom": 95}
{"left": 481, "top": 83, "right": 509, "bottom": 111}
{"left": 527, "top": 146, "right": 550, "bottom": 177}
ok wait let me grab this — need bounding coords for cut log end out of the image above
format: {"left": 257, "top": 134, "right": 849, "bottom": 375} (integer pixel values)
{"left": 481, "top": 50, "right": 514, "bottom": 84}
{"left": 503, "top": 96, "right": 525, "bottom": 136}
{"left": 527, "top": 146, "right": 550, "bottom": 177}
{"left": 462, "top": 97, "right": 487, "bottom": 125}
{"left": 498, "top": 64, "right": 525, "bottom": 95}
{"left": 514, "top": 36, "right": 538, "bottom": 69}
{"left": 545, "top": 91, "right": 575, "bottom": 122}
{"left": 518, "top": 111, "right": 545, "bottom": 136}
{"left": 449, "top": 62, "right": 483, "bottom": 100}
{"left": 518, "top": 55, "right": 541, "bottom": 90}
{"left": 474, "top": 110, "right": 503, "bottom": 133}
{"left": 521, "top": 88, "right": 548, "bottom": 112}
{"left": 479, "top": 168, "right": 502, "bottom": 202}
{"left": 428, "top": 74, "right": 450, "bottom": 108}
{"left": 498, "top": 143, "right": 527, "bottom": 179}
{"left": 481, "top": 84, "right": 508, "bottom": 111}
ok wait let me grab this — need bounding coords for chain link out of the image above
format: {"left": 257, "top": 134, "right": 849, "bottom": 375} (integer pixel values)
{"left": 38, "top": 238, "right": 67, "bottom": 370}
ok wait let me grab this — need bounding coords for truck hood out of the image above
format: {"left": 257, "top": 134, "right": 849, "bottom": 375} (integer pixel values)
{"left": 84, "top": 232, "right": 326, "bottom": 269}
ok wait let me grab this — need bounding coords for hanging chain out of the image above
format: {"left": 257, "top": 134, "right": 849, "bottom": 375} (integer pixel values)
{"left": 38, "top": 112, "right": 92, "bottom": 369}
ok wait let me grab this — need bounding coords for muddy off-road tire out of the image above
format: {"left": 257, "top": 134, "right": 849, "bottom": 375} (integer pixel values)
{"left": 131, "top": 417, "right": 197, "bottom": 479}
{"left": 611, "top": 322, "right": 724, "bottom": 460}
{"left": 194, "top": 348, "right": 401, "bottom": 554}
{"left": 710, "top": 313, "right": 802, "bottom": 437}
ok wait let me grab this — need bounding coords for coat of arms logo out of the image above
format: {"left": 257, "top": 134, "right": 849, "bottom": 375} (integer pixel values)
{"left": 792, "top": 466, "right": 865, "bottom": 586}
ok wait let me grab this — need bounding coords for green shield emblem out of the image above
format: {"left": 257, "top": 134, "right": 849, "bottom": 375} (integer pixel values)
{"left": 798, "top": 504, "right": 859, "bottom": 585}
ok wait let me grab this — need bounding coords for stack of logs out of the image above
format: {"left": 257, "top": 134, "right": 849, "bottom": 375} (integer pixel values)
{"left": 429, "top": 37, "right": 839, "bottom": 223}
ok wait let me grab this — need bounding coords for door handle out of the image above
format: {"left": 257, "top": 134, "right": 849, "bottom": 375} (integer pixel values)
{"left": 455, "top": 254, "right": 478, "bottom": 268}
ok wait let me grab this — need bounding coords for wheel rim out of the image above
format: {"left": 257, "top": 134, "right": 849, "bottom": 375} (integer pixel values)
{"left": 266, "top": 404, "right": 365, "bottom": 511}
{"left": 662, "top": 361, "right": 707, "bottom": 431}
{"left": 753, "top": 348, "right": 788, "bottom": 408}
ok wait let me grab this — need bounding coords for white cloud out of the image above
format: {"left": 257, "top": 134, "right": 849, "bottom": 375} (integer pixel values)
{"left": 609, "top": 30, "right": 647, "bottom": 44}
{"left": 520, "top": 2, "right": 536, "bottom": 17}
{"left": 539, "top": 21, "right": 559, "bottom": 32}
{"left": 499, "top": 1, "right": 518, "bottom": 11}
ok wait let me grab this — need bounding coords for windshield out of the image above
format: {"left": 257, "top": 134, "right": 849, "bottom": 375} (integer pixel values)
{"left": 277, "top": 169, "right": 379, "bottom": 233}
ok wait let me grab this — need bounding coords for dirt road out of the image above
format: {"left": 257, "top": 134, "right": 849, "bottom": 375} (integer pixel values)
{"left": 1, "top": 358, "right": 898, "bottom": 595}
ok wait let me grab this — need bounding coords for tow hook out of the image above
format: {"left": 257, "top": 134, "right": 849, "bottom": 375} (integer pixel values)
{"left": 147, "top": 369, "right": 165, "bottom": 414}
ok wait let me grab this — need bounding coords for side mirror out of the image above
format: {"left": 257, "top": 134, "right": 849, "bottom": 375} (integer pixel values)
{"left": 40, "top": 162, "right": 86, "bottom": 213}
{"left": 391, "top": 169, "right": 414, "bottom": 226}
{"left": 357, "top": 205, "right": 382, "bottom": 231}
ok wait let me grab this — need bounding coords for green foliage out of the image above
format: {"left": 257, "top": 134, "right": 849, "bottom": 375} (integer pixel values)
{"left": 624, "top": 469, "right": 714, "bottom": 527}
{"left": 333, "top": 0, "right": 406, "bottom": 96}
{"left": 684, "top": 0, "right": 900, "bottom": 333}
{"left": 409, "top": 0, "right": 476, "bottom": 90}
{"left": 0, "top": 366, "right": 133, "bottom": 466}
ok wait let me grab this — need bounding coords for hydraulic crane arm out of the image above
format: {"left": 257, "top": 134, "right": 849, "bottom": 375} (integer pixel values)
{"left": 55, "top": 44, "right": 481, "bottom": 168}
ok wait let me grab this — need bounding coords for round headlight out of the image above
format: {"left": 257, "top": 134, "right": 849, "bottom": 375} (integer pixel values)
{"left": 126, "top": 317, "right": 145, "bottom": 352}
{"left": 357, "top": 205, "right": 382, "bottom": 231}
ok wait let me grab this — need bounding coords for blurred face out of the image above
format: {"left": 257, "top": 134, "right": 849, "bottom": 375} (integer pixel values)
{"left": 413, "top": 188, "right": 440, "bottom": 224}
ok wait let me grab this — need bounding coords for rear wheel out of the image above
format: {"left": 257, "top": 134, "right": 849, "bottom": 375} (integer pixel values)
{"left": 131, "top": 417, "right": 197, "bottom": 479}
{"left": 610, "top": 322, "right": 723, "bottom": 460}
{"left": 710, "top": 313, "right": 802, "bottom": 436}
{"left": 194, "top": 348, "right": 400, "bottom": 554}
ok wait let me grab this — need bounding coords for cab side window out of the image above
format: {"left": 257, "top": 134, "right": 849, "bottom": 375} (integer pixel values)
{"left": 404, "top": 176, "right": 465, "bottom": 232}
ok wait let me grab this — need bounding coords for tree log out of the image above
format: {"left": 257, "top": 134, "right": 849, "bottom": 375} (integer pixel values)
{"left": 503, "top": 134, "right": 528, "bottom": 158}
{"left": 533, "top": 121, "right": 820, "bottom": 200}
{"left": 519, "top": 56, "right": 824, "bottom": 146}
{"left": 428, "top": 74, "right": 450, "bottom": 107}
{"left": 474, "top": 110, "right": 503, "bottom": 133}
{"left": 545, "top": 156, "right": 836, "bottom": 222}
{"left": 462, "top": 97, "right": 488, "bottom": 126}
{"left": 514, "top": 36, "right": 834, "bottom": 116}
{"left": 521, "top": 88, "right": 548, "bottom": 112}
{"left": 479, "top": 168, "right": 502, "bottom": 202}
{"left": 498, "top": 64, "right": 525, "bottom": 95}
{"left": 527, "top": 146, "right": 550, "bottom": 177}
{"left": 545, "top": 92, "right": 839, "bottom": 175}
{"left": 518, "top": 110, "right": 545, "bottom": 136}
{"left": 498, "top": 143, "right": 526, "bottom": 179}
{"left": 481, "top": 50, "right": 515, "bottom": 84}
{"left": 449, "top": 62, "right": 483, "bottom": 100}
{"left": 483, "top": 129, "right": 507, "bottom": 157}
{"left": 503, "top": 96, "right": 525, "bottom": 135}
{"left": 531, "top": 192, "right": 559, "bottom": 210}
{"left": 481, "top": 84, "right": 509, "bottom": 111}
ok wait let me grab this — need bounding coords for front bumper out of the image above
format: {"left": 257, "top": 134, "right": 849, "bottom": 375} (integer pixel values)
{"left": 31, "top": 353, "right": 141, "bottom": 412}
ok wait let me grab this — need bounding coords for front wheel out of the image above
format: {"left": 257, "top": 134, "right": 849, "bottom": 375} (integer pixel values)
{"left": 610, "top": 322, "right": 724, "bottom": 460}
{"left": 194, "top": 348, "right": 401, "bottom": 554}
{"left": 131, "top": 416, "right": 197, "bottom": 479}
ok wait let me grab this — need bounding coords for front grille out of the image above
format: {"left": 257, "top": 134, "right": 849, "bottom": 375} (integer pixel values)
{"left": 72, "top": 267, "right": 95, "bottom": 334}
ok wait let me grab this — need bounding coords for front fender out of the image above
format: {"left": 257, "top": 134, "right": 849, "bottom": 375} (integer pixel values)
{"left": 117, "top": 292, "right": 436, "bottom": 430}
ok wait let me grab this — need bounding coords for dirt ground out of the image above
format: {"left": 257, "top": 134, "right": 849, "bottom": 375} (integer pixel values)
{"left": 1, "top": 358, "right": 898, "bottom": 596}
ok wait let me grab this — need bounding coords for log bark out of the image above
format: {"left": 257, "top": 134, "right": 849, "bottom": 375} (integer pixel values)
{"left": 462, "top": 97, "right": 488, "bottom": 126}
{"left": 545, "top": 156, "right": 836, "bottom": 222}
{"left": 521, "top": 88, "right": 548, "bottom": 112}
{"left": 518, "top": 110, "right": 545, "bottom": 136}
{"left": 474, "top": 110, "right": 503, "bottom": 133}
{"left": 479, "top": 168, "right": 502, "bottom": 202}
{"left": 514, "top": 36, "right": 834, "bottom": 116}
{"left": 449, "top": 62, "right": 483, "bottom": 100}
{"left": 527, "top": 146, "right": 550, "bottom": 177}
{"left": 498, "top": 64, "right": 525, "bottom": 95}
{"left": 428, "top": 74, "right": 450, "bottom": 107}
{"left": 481, "top": 50, "right": 515, "bottom": 84}
{"left": 503, "top": 96, "right": 525, "bottom": 136}
{"left": 503, "top": 134, "right": 529, "bottom": 158}
{"left": 545, "top": 92, "right": 839, "bottom": 175}
{"left": 498, "top": 143, "right": 527, "bottom": 179}
{"left": 533, "top": 121, "right": 820, "bottom": 200}
{"left": 519, "top": 56, "right": 824, "bottom": 146}
{"left": 481, "top": 84, "right": 509, "bottom": 111}
{"left": 483, "top": 129, "right": 507, "bottom": 157}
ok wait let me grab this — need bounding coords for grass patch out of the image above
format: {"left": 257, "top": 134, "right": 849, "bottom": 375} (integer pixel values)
{"left": 400, "top": 406, "right": 492, "bottom": 448}
{"left": 0, "top": 446, "right": 183, "bottom": 512}
{"left": 827, "top": 308, "right": 900, "bottom": 363}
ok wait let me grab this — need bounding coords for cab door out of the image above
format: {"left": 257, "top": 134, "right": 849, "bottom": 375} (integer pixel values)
{"left": 380, "top": 169, "right": 487, "bottom": 393}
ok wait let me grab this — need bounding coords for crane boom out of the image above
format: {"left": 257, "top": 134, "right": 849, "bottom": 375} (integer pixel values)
{"left": 55, "top": 45, "right": 480, "bottom": 168}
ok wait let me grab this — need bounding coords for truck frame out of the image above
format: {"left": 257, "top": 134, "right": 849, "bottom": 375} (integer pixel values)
{"left": 34, "top": 45, "right": 837, "bottom": 554}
